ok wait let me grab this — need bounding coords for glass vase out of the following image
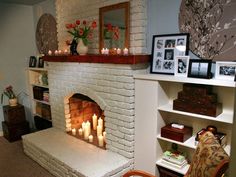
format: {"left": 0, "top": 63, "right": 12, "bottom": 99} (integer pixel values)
{"left": 77, "top": 38, "right": 88, "bottom": 55}
{"left": 9, "top": 98, "right": 17, "bottom": 106}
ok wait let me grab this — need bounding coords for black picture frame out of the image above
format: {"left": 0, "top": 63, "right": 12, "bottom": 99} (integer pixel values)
{"left": 38, "top": 57, "right": 44, "bottom": 68}
{"left": 187, "top": 59, "right": 212, "bottom": 79}
{"left": 150, "top": 33, "right": 189, "bottom": 75}
{"left": 29, "top": 56, "right": 37, "bottom": 67}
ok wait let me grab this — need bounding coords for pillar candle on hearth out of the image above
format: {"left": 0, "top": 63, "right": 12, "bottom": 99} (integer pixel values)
{"left": 103, "top": 131, "right": 106, "bottom": 143}
{"left": 72, "top": 128, "right": 76, "bottom": 136}
{"left": 82, "top": 122, "right": 86, "bottom": 132}
{"left": 92, "top": 114, "right": 97, "bottom": 130}
{"left": 88, "top": 135, "right": 93, "bottom": 143}
{"left": 84, "top": 126, "right": 89, "bottom": 140}
{"left": 86, "top": 121, "right": 91, "bottom": 135}
{"left": 78, "top": 128, "right": 83, "bottom": 136}
{"left": 98, "top": 117, "right": 103, "bottom": 130}
{"left": 97, "top": 125, "right": 102, "bottom": 137}
{"left": 98, "top": 135, "right": 104, "bottom": 147}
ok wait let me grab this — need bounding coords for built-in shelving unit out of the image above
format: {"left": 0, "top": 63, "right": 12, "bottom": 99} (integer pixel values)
{"left": 134, "top": 74, "right": 235, "bottom": 176}
{"left": 27, "top": 67, "right": 52, "bottom": 130}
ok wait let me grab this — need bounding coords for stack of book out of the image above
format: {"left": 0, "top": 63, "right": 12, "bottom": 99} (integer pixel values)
{"left": 161, "top": 150, "right": 188, "bottom": 169}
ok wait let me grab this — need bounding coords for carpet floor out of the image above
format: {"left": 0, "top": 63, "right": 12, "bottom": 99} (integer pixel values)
{"left": 0, "top": 136, "right": 55, "bottom": 177}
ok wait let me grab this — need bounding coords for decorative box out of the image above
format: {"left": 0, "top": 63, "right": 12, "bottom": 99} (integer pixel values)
{"left": 161, "top": 124, "right": 193, "bottom": 142}
{"left": 183, "top": 83, "right": 212, "bottom": 95}
{"left": 173, "top": 99, "right": 222, "bottom": 117}
{"left": 2, "top": 121, "right": 29, "bottom": 142}
{"left": 3, "top": 104, "right": 26, "bottom": 124}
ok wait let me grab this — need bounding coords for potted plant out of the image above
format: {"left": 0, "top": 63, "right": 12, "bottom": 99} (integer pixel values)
{"left": 1, "top": 85, "right": 17, "bottom": 106}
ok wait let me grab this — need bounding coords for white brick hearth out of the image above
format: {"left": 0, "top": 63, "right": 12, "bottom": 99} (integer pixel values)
{"left": 23, "top": 61, "right": 148, "bottom": 177}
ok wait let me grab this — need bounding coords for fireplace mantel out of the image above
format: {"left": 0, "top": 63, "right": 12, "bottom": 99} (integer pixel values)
{"left": 43, "top": 54, "right": 150, "bottom": 64}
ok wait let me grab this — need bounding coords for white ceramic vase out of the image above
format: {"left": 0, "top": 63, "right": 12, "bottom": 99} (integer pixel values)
{"left": 9, "top": 98, "right": 17, "bottom": 106}
{"left": 77, "top": 38, "right": 88, "bottom": 55}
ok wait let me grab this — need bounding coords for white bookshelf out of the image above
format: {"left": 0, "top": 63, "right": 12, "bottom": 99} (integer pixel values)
{"left": 134, "top": 74, "right": 235, "bottom": 176}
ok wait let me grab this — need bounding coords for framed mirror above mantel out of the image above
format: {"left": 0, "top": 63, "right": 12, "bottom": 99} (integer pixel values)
{"left": 99, "top": 2, "right": 130, "bottom": 53}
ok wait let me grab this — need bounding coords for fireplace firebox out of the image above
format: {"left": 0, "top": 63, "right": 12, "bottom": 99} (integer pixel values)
{"left": 65, "top": 93, "right": 106, "bottom": 149}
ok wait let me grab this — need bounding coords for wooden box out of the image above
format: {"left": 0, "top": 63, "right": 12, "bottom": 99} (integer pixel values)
{"left": 158, "top": 166, "right": 184, "bottom": 177}
{"left": 173, "top": 99, "right": 222, "bottom": 117}
{"left": 161, "top": 124, "right": 193, "bottom": 142}
{"left": 2, "top": 121, "right": 30, "bottom": 142}
{"left": 3, "top": 104, "right": 26, "bottom": 124}
{"left": 183, "top": 83, "right": 212, "bottom": 96}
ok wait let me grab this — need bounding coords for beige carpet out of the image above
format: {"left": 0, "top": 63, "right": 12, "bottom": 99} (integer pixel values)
{"left": 0, "top": 136, "right": 55, "bottom": 177}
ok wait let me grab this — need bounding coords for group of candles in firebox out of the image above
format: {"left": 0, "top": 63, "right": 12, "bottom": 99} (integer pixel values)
{"left": 71, "top": 114, "right": 106, "bottom": 147}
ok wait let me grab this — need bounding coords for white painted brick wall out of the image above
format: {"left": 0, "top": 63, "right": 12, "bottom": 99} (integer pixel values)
{"left": 55, "top": 0, "right": 148, "bottom": 54}
{"left": 47, "top": 62, "right": 147, "bottom": 160}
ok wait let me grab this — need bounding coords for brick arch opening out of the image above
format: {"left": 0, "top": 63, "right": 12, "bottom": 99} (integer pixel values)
{"left": 64, "top": 93, "right": 106, "bottom": 149}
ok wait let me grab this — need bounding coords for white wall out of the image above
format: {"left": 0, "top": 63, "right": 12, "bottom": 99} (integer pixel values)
{"left": 0, "top": 3, "right": 36, "bottom": 131}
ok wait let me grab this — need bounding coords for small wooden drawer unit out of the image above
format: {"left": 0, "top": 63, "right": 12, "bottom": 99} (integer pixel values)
{"left": 3, "top": 104, "right": 26, "bottom": 124}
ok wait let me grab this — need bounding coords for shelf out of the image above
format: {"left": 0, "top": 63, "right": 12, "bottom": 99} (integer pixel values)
{"left": 156, "top": 159, "right": 190, "bottom": 175}
{"left": 34, "top": 113, "right": 52, "bottom": 122}
{"left": 157, "top": 135, "right": 231, "bottom": 155}
{"left": 134, "top": 74, "right": 236, "bottom": 88}
{"left": 33, "top": 99, "right": 50, "bottom": 105}
{"left": 158, "top": 103, "right": 233, "bottom": 124}
{"left": 28, "top": 67, "right": 47, "bottom": 71}
{"left": 31, "top": 83, "right": 49, "bottom": 89}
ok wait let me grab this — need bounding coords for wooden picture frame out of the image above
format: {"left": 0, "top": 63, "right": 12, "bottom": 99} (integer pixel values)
{"left": 215, "top": 61, "right": 236, "bottom": 81}
{"left": 150, "top": 33, "right": 189, "bottom": 75}
{"left": 174, "top": 56, "right": 190, "bottom": 77}
{"left": 188, "top": 59, "right": 212, "bottom": 79}
{"left": 29, "top": 56, "right": 37, "bottom": 67}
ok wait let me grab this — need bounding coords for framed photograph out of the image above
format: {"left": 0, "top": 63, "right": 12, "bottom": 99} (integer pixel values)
{"left": 174, "top": 56, "right": 190, "bottom": 77}
{"left": 150, "top": 33, "right": 189, "bottom": 74}
{"left": 38, "top": 57, "right": 44, "bottom": 68}
{"left": 29, "top": 56, "right": 37, "bottom": 67}
{"left": 215, "top": 61, "right": 236, "bottom": 80}
{"left": 188, "top": 59, "right": 212, "bottom": 79}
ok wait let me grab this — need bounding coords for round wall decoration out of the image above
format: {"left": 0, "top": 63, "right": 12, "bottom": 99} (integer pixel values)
{"left": 36, "top": 13, "right": 58, "bottom": 54}
{"left": 179, "top": 0, "right": 236, "bottom": 61}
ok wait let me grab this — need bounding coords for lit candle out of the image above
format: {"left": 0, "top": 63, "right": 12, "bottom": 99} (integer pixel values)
{"left": 48, "top": 50, "right": 52, "bottom": 55}
{"left": 72, "top": 128, "right": 76, "bottom": 136}
{"left": 123, "top": 48, "right": 129, "bottom": 55}
{"left": 86, "top": 121, "right": 91, "bottom": 135}
{"left": 117, "top": 48, "right": 121, "bottom": 55}
{"left": 84, "top": 126, "right": 89, "bottom": 140}
{"left": 58, "top": 50, "right": 62, "bottom": 55}
{"left": 92, "top": 114, "right": 97, "bottom": 130}
{"left": 78, "top": 128, "right": 83, "bottom": 136}
{"left": 97, "top": 125, "right": 102, "bottom": 137}
{"left": 103, "top": 131, "right": 106, "bottom": 143}
{"left": 82, "top": 122, "right": 86, "bottom": 132}
{"left": 101, "top": 48, "right": 105, "bottom": 54}
{"left": 105, "top": 48, "right": 109, "bottom": 55}
{"left": 54, "top": 50, "right": 58, "bottom": 55}
{"left": 98, "top": 117, "right": 103, "bottom": 130}
{"left": 98, "top": 135, "right": 104, "bottom": 147}
{"left": 64, "top": 49, "right": 68, "bottom": 55}
{"left": 89, "top": 135, "right": 93, "bottom": 143}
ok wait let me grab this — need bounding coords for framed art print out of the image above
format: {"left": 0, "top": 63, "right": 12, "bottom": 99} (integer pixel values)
{"left": 150, "top": 33, "right": 189, "bottom": 75}
{"left": 174, "top": 56, "right": 190, "bottom": 77}
{"left": 188, "top": 59, "right": 212, "bottom": 79}
{"left": 215, "top": 61, "right": 236, "bottom": 81}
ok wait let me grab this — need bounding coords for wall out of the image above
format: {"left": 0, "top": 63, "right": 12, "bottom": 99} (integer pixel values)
{"left": 0, "top": 3, "right": 36, "bottom": 132}
{"left": 55, "top": 0, "right": 148, "bottom": 54}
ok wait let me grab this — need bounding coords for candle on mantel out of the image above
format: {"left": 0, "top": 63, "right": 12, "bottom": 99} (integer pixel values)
{"left": 97, "top": 125, "right": 102, "bottom": 137}
{"left": 89, "top": 135, "right": 93, "bottom": 143}
{"left": 123, "top": 48, "right": 129, "bottom": 55}
{"left": 92, "top": 114, "right": 98, "bottom": 130}
{"left": 101, "top": 48, "right": 105, "bottom": 54}
{"left": 48, "top": 50, "right": 52, "bottom": 56}
{"left": 78, "top": 128, "right": 83, "bottom": 136}
{"left": 54, "top": 50, "right": 58, "bottom": 55}
{"left": 98, "top": 117, "right": 103, "bottom": 130}
{"left": 105, "top": 48, "right": 109, "bottom": 55}
{"left": 103, "top": 131, "right": 107, "bottom": 143}
{"left": 117, "top": 48, "right": 121, "bottom": 55}
{"left": 72, "top": 128, "right": 76, "bottom": 135}
{"left": 58, "top": 50, "right": 62, "bottom": 55}
{"left": 64, "top": 49, "right": 68, "bottom": 55}
{"left": 98, "top": 135, "right": 104, "bottom": 147}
